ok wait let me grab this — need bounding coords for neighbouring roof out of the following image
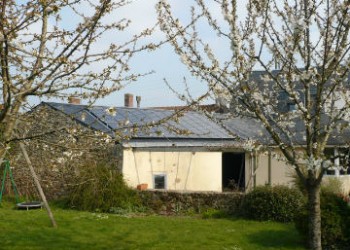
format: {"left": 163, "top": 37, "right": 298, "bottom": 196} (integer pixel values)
{"left": 249, "top": 69, "right": 350, "bottom": 85}
{"left": 217, "top": 114, "right": 350, "bottom": 146}
{"left": 41, "top": 102, "right": 239, "bottom": 148}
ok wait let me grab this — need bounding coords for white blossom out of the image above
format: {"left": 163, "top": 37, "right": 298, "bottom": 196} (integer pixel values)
{"left": 105, "top": 107, "right": 117, "bottom": 116}
{"left": 306, "top": 155, "right": 322, "bottom": 170}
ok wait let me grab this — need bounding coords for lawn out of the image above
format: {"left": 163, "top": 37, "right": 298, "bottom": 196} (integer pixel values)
{"left": 0, "top": 202, "right": 305, "bottom": 250}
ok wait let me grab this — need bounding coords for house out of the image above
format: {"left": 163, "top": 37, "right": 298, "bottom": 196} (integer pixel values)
{"left": 217, "top": 114, "right": 350, "bottom": 194}
{"left": 35, "top": 100, "right": 242, "bottom": 192}
{"left": 213, "top": 68, "right": 350, "bottom": 194}
{"left": 29, "top": 92, "right": 350, "bottom": 194}
{"left": 25, "top": 95, "right": 292, "bottom": 193}
{"left": 244, "top": 69, "right": 350, "bottom": 113}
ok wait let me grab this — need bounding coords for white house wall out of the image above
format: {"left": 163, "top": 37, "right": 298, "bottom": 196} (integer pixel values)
{"left": 122, "top": 149, "right": 222, "bottom": 192}
{"left": 324, "top": 176, "right": 350, "bottom": 195}
{"left": 123, "top": 148, "right": 350, "bottom": 194}
{"left": 245, "top": 151, "right": 295, "bottom": 190}
{"left": 254, "top": 153, "right": 269, "bottom": 186}
{"left": 244, "top": 150, "right": 350, "bottom": 194}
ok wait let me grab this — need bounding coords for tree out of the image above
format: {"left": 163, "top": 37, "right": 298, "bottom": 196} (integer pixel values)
{"left": 0, "top": 0, "right": 155, "bottom": 156}
{"left": 156, "top": 0, "right": 350, "bottom": 249}
{"left": 0, "top": 0, "right": 155, "bottom": 227}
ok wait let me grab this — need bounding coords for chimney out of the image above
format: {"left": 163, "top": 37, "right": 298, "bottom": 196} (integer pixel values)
{"left": 136, "top": 96, "right": 141, "bottom": 108}
{"left": 124, "top": 93, "right": 133, "bottom": 107}
{"left": 68, "top": 96, "right": 81, "bottom": 105}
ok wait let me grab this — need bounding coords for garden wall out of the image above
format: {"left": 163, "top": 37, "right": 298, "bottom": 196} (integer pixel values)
{"left": 138, "top": 190, "right": 244, "bottom": 215}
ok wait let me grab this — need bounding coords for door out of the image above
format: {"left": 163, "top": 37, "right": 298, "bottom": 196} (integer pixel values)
{"left": 222, "top": 153, "right": 245, "bottom": 191}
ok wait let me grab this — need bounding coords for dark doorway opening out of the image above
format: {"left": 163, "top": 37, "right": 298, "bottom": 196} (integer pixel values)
{"left": 222, "top": 153, "right": 245, "bottom": 191}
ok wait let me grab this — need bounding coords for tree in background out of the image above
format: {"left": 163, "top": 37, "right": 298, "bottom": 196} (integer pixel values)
{"left": 157, "top": 0, "right": 350, "bottom": 249}
{"left": 0, "top": 0, "right": 155, "bottom": 155}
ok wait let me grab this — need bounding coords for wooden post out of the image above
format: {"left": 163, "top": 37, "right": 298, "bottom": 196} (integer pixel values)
{"left": 19, "top": 142, "right": 57, "bottom": 228}
{"left": 268, "top": 150, "right": 272, "bottom": 185}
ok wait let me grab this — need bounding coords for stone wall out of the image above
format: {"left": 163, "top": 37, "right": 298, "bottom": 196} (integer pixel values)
{"left": 138, "top": 190, "right": 244, "bottom": 215}
{"left": 5, "top": 105, "right": 121, "bottom": 201}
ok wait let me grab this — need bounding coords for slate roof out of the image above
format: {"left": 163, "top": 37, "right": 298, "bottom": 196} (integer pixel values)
{"left": 217, "top": 69, "right": 350, "bottom": 145}
{"left": 217, "top": 115, "right": 272, "bottom": 144}
{"left": 38, "top": 102, "right": 350, "bottom": 147}
{"left": 41, "top": 102, "right": 238, "bottom": 147}
{"left": 249, "top": 69, "right": 350, "bottom": 85}
{"left": 217, "top": 114, "right": 350, "bottom": 146}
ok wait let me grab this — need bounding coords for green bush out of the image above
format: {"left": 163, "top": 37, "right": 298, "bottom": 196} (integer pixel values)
{"left": 201, "top": 208, "right": 228, "bottom": 219}
{"left": 241, "top": 185, "right": 305, "bottom": 222}
{"left": 65, "top": 162, "right": 141, "bottom": 212}
{"left": 294, "top": 191, "right": 350, "bottom": 249}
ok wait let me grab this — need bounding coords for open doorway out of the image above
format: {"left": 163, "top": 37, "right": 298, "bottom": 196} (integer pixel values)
{"left": 222, "top": 153, "right": 245, "bottom": 191}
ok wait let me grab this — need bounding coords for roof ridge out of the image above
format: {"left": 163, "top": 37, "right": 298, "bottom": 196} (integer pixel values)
{"left": 44, "top": 101, "right": 182, "bottom": 112}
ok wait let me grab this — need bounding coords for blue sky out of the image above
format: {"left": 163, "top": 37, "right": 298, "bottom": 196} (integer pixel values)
{"left": 102, "top": 0, "right": 243, "bottom": 108}
{"left": 97, "top": 0, "right": 214, "bottom": 108}
{"left": 29, "top": 0, "right": 250, "bottom": 108}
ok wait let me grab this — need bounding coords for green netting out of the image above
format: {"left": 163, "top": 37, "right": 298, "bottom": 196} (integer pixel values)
{"left": 0, "top": 160, "right": 19, "bottom": 204}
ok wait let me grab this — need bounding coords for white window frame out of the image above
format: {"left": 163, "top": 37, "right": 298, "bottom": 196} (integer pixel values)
{"left": 324, "top": 148, "right": 350, "bottom": 176}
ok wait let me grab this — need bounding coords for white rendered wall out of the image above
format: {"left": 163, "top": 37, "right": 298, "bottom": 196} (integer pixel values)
{"left": 122, "top": 149, "right": 222, "bottom": 192}
{"left": 245, "top": 150, "right": 295, "bottom": 190}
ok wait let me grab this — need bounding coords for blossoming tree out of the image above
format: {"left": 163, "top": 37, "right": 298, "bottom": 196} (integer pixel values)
{"left": 157, "top": 0, "right": 350, "bottom": 249}
{"left": 0, "top": 0, "right": 156, "bottom": 155}
{"left": 0, "top": 0, "right": 155, "bottom": 227}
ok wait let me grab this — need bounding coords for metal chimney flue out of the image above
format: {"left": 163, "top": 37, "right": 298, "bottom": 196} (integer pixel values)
{"left": 136, "top": 96, "right": 141, "bottom": 108}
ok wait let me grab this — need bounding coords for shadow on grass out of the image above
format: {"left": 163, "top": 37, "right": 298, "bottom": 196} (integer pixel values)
{"left": 246, "top": 229, "right": 305, "bottom": 249}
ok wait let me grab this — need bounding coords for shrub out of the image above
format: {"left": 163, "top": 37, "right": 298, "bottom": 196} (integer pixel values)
{"left": 65, "top": 162, "right": 141, "bottom": 212}
{"left": 201, "top": 208, "right": 228, "bottom": 219}
{"left": 295, "top": 191, "right": 350, "bottom": 249}
{"left": 241, "top": 185, "right": 305, "bottom": 222}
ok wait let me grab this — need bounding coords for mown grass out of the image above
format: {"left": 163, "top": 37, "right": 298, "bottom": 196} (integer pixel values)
{"left": 0, "top": 202, "right": 305, "bottom": 250}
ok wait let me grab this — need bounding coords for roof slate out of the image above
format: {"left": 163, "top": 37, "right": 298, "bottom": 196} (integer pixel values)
{"left": 38, "top": 102, "right": 350, "bottom": 147}
{"left": 43, "top": 102, "right": 235, "bottom": 140}
{"left": 217, "top": 114, "right": 350, "bottom": 146}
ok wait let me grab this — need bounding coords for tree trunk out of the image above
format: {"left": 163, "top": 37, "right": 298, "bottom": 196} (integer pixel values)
{"left": 307, "top": 184, "right": 322, "bottom": 250}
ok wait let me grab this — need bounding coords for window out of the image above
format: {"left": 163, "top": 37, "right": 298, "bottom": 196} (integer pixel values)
{"left": 153, "top": 174, "right": 167, "bottom": 189}
{"left": 325, "top": 168, "right": 336, "bottom": 175}
{"left": 278, "top": 91, "right": 297, "bottom": 112}
{"left": 323, "top": 148, "right": 350, "bottom": 176}
{"left": 338, "top": 148, "right": 350, "bottom": 169}
{"left": 287, "top": 102, "right": 296, "bottom": 111}
{"left": 278, "top": 90, "right": 288, "bottom": 100}
{"left": 340, "top": 168, "right": 350, "bottom": 175}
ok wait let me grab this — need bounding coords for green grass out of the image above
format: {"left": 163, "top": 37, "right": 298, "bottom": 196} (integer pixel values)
{"left": 0, "top": 202, "right": 305, "bottom": 250}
